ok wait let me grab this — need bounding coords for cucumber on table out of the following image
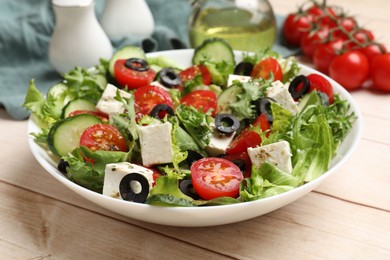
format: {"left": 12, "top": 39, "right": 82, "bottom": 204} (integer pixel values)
{"left": 108, "top": 46, "right": 146, "bottom": 77}
{"left": 62, "top": 98, "right": 96, "bottom": 118}
{"left": 48, "top": 114, "right": 102, "bottom": 156}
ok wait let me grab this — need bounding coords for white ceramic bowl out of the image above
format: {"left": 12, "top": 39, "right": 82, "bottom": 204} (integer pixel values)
{"left": 28, "top": 49, "right": 363, "bottom": 227}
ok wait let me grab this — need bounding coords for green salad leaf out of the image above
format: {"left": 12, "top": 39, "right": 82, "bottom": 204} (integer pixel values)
{"left": 176, "top": 105, "right": 212, "bottom": 149}
{"left": 63, "top": 146, "right": 129, "bottom": 193}
{"left": 146, "top": 176, "right": 196, "bottom": 207}
{"left": 240, "top": 162, "right": 298, "bottom": 201}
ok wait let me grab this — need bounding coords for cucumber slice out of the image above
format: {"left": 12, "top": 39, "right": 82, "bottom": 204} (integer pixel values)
{"left": 62, "top": 98, "right": 96, "bottom": 118}
{"left": 108, "top": 45, "right": 146, "bottom": 77}
{"left": 48, "top": 114, "right": 102, "bottom": 156}
{"left": 217, "top": 84, "right": 243, "bottom": 114}
{"left": 192, "top": 38, "right": 235, "bottom": 65}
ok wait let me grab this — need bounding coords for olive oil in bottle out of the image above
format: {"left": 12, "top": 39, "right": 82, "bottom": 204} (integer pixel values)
{"left": 189, "top": 0, "right": 276, "bottom": 52}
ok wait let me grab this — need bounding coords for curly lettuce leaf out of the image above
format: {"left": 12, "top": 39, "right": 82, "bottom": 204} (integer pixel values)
{"left": 228, "top": 80, "right": 271, "bottom": 121}
{"left": 175, "top": 105, "right": 212, "bottom": 149}
{"left": 63, "top": 66, "right": 107, "bottom": 102}
{"left": 23, "top": 80, "right": 75, "bottom": 127}
{"left": 63, "top": 146, "right": 129, "bottom": 193}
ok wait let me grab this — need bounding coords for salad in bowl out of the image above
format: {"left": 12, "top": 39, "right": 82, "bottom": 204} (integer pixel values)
{"left": 24, "top": 39, "right": 361, "bottom": 226}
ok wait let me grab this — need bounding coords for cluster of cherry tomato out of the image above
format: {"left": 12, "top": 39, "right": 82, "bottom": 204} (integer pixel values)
{"left": 282, "top": 0, "right": 390, "bottom": 92}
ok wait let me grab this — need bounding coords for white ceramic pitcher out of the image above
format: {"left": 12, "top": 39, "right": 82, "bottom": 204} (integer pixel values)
{"left": 49, "top": 0, "right": 113, "bottom": 74}
{"left": 100, "top": 0, "right": 155, "bottom": 38}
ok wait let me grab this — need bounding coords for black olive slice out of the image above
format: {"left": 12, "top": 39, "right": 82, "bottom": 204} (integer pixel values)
{"left": 288, "top": 75, "right": 310, "bottom": 99}
{"left": 186, "top": 150, "right": 203, "bottom": 167}
{"left": 125, "top": 58, "right": 150, "bottom": 72}
{"left": 158, "top": 68, "right": 182, "bottom": 88}
{"left": 214, "top": 114, "right": 240, "bottom": 134}
{"left": 119, "top": 173, "right": 150, "bottom": 203}
{"left": 253, "top": 97, "right": 275, "bottom": 124}
{"left": 234, "top": 62, "right": 254, "bottom": 76}
{"left": 57, "top": 159, "right": 69, "bottom": 174}
{"left": 179, "top": 179, "right": 200, "bottom": 200}
{"left": 149, "top": 104, "right": 175, "bottom": 119}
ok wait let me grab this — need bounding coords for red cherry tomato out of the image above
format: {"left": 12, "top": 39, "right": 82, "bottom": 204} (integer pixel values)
{"left": 190, "top": 157, "right": 243, "bottom": 200}
{"left": 226, "top": 114, "right": 270, "bottom": 155}
{"left": 134, "top": 85, "right": 173, "bottom": 116}
{"left": 313, "top": 38, "right": 345, "bottom": 74}
{"left": 179, "top": 65, "right": 212, "bottom": 85}
{"left": 333, "top": 17, "right": 358, "bottom": 39}
{"left": 329, "top": 50, "right": 369, "bottom": 90}
{"left": 114, "top": 59, "right": 156, "bottom": 89}
{"left": 300, "top": 27, "right": 329, "bottom": 59}
{"left": 80, "top": 124, "right": 128, "bottom": 152}
{"left": 307, "top": 5, "right": 338, "bottom": 27}
{"left": 68, "top": 110, "right": 109, "bottom": 122}
{"left": 360, "top": 43, "right": 387, "bottom": 61}
{"left": 180, "top": 90, "right": 217, "bottom": 116}
{"left": 282, "top": 13, "right": 312, "bottom": 46}
{"left": 370, "top": 53, "right": 390, "bottom": 92}
{"left": 306, "top": 74, "right": 334, "bottom": 104}
{"left": 353, "top": 29, "right": 375, "bottom": 43}
{"left": 250, "top": 57, "right": 283, "bottom": 82}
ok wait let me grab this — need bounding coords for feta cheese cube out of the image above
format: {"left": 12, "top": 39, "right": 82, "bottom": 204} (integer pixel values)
{"left": 227, "top": 74, "right": 251, "bottom": 87}
{"left": 206, "top": 125, "right": 236, "bottom": 156}
{"left": 103, "top": 162, "right": 154, "bottom": 199}
{"left": 137, "top": 122, "right": 173, "bottom": 166}
{"left": 247, "top": 140, "right": 293, "bottom": 174}
{"left": 266, "top": 80, "right": 299, "bottom": 115}
{"left": 96, "top": 83, "right": 132, "bottom": 115}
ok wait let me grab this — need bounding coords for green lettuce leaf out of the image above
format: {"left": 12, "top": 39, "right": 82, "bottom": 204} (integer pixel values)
{"left": 146, "top": 176, "right": 196, "bottom": 207}
{"left": 63, "top": 146, "right": 128, "bottom": 193}
{"left": 240, "top": 162, "right": 298, "bottom": 201}
{"left": 175, "top": 105, "right": 212, "bottom": 149}
{"left": 291, "top": 105, "right": 335, "bottom": 183}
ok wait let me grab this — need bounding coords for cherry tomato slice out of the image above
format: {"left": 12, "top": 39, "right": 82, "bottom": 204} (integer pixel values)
{"left": 250, "top": 57, "right": 283, "bottom": 82}
{"left": 226, "top": 114, "right": 270, "bottom": 155}
{"left": 134, "top": 85, "right": 174, "bottom": 116}
{"left": 80, "top": 124, "right": 128, "bottom": 152}
{"left": 114, "top": 59, "right": 156, "bottom": 89}
{"left": 190, "top": 157, "right": 243, "bottom": 200}
{"left": 68, "top": 110, "right": 109, "bottom": 122}
{"left": 180, "top": 89, "right": 217, "bottom": 116}
{"left": 179, "top": 65, "right": 212, "bottom": 85}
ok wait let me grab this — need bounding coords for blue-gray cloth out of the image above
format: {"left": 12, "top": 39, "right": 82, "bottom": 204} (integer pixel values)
{"left": 0, "top": 0, "right": 296, "bottom": 120}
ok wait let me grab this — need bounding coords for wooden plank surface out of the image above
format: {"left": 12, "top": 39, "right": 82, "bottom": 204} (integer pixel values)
{"left": 1, "top": 0, "right": 390, "bottom": 258}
